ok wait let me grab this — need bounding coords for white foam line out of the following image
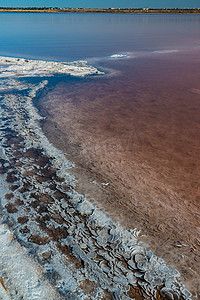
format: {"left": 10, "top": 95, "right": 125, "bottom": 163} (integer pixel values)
{"left": 110, "top": 53, "right": 130, "bottom": 59}
{"left": 152, "top": 49, "right": 179, "bottom": 54}
{"left": 108, "top": 49, "right": 179, "bottom": 61}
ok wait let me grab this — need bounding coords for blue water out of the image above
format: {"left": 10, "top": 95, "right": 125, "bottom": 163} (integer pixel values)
{"left": 0, "top": 12, "right": 200, "bottom": 62}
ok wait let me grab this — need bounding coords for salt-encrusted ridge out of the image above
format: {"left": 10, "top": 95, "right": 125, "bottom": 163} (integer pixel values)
{"left": 0, "top": 56, "right": 104, "bottom": 78}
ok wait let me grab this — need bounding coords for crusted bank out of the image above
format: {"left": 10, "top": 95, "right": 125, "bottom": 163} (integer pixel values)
{"left": 0, "top": 56, "right": 103, "bottom": 78}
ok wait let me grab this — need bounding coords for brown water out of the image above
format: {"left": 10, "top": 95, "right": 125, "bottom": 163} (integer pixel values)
{"left": 40, "top": 48, "right": 200, "bottom": 297}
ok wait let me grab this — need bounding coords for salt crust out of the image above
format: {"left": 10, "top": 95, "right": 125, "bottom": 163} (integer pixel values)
{"left": 0, "top": 61, "right": 193, "bottom": 299}
{"left": 0, "top": 222, "right": 61, "bottom": 299}
{"left": 0, "top": 56, "right": 104, "bottom": 78}
{"left": 110, "top": 54, "right": 128, "bottom": 59}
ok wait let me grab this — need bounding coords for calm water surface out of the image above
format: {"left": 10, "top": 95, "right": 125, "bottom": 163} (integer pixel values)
{"left": 0, "top": 13, "right": 200, "bottom": 61}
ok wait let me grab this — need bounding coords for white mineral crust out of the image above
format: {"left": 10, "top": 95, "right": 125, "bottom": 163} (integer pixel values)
{"left": 0, "top": 56, "right": 103, "bottom": 78}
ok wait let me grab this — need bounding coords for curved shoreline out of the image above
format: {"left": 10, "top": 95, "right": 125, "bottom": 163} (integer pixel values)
{"left": 0, "top": 57, "right": 193, "bottom": 299}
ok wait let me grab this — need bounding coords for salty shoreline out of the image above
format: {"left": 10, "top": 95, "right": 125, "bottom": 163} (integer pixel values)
{"left": 40, "top": 102, "right": 200, "bottom": 299}
{"left": 0, "top": 56, "right": 195, "bottom": 299}
{"left": 35, "top": 52, "right": 200, "bottom": 298}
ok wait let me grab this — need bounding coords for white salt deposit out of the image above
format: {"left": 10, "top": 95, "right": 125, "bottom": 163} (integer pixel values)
{"left": 0, "top": 222, "right": 61, "bottom": 300}
{"left": 0, "top": 286, "right": 10, "bottom": 300}
{"left": 0, "top": 56, "right": 104, "bottom": 78}
{"left": 110, "top": 54, "right": 128, "bottom": 59}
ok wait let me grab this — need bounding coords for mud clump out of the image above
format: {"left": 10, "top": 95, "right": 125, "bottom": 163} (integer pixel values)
{"left": 17, "top": 216, "right": 29, "bottom": 224}
{"left": 5, "top": 203, "right": 18, "bottom": 213}
{"left": 6, "top": 171, "right": 18, "bottom": 183}
{"left": 28, "top": 234, "right": 49, "bottom": 245}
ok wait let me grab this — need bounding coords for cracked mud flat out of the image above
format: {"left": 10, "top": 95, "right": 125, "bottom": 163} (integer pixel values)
{"left": 0, "top": 56, "right": 194, "bottom": 299}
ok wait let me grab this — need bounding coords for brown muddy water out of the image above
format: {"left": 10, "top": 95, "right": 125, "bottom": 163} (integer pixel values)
{"left": 39, "top": 49, "right": 200, "bottom": 297}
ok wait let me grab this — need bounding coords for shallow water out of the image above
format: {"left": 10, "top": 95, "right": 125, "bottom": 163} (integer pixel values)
{"left": 0, "top": 12, "right": 200, "bottom": 299}
{"left": 0, "top": 74, "right": 188, "bottom": 299}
